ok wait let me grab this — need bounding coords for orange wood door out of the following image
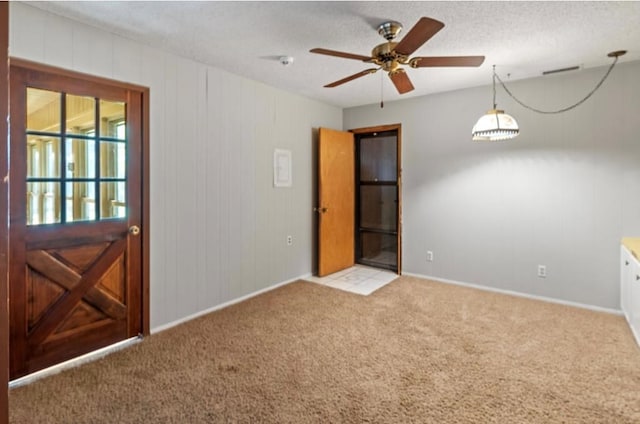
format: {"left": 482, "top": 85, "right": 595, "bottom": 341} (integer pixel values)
{"left": 9, "top": 63, "right": 145, "bottom": 380}
{"left": 317, "top": 127, "right": 355, "bottom": 276}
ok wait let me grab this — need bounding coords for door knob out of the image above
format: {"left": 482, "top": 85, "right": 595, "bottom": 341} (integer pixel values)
{"left": 314, "top": 207, "right": 328, "bottom": 214}
{"left": 129, "top": 225, "right": 141, "bottom": 236}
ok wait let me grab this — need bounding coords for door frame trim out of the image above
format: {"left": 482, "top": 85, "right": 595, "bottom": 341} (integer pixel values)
{"left": 1, "top": 2, "right": 10, "bottom": 423}
{"left": 350, "top": 123, "right": 402, "bottom": 274}
{"left": 8, "top": 58, "right": 151, "bottom": 338}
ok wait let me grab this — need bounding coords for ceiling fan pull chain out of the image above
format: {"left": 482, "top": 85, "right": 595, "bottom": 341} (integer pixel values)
{"left": 380, "top": 70, "right": 384, "bottom": 108}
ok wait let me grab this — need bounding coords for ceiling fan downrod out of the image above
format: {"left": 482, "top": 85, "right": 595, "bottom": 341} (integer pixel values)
{"left": 377, "top": 21, "right": 403, "bottom": 41}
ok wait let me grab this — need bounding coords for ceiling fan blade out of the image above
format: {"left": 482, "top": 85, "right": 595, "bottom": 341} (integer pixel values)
{"left": 324, "top": 68, "right": 379, "bottom": 88}
{"left": 410, "top": 56, "right": 485, "bottom": 67}
{"left": 394, "top": 17, "right": 445, "bottom": 56}
{"left": 310, "top": 48, "right": 372, "bottom": 62}
{"left": 389, "top": 69, "right": 414, "bottom": 94}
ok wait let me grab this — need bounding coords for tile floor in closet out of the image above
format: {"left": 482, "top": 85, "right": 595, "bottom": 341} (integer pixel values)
{"left": 305, "top": 264, "right": 398, "bottom": 295}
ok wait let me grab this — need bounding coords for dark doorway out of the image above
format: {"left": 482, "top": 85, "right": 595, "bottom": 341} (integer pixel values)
{"left": 354, "top": 127, "right": 400, "bottom": 272}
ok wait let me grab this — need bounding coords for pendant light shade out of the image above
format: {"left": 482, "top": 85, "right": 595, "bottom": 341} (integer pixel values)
{"left": 471, "top": 109, "right": 519, "bottom": 141}
{"left": 472, "top": 65, "right": 519, "bottom": 142}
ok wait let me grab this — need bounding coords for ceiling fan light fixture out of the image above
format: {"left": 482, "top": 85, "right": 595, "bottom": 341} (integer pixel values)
{"left": 472, "top": 109, "right": 519, "bottom": 141}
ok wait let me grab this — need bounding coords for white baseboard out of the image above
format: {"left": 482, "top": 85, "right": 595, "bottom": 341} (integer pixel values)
{"left": 622, "top": 312, "right": 640, "bottom": 347}
{"left": 402, "top": 271, "right": 623, "bottom": 316}
{"left": 150, "top": 273, "right": 311, "bottom": 335}
{"left": 9, "top": 336, "right": 142, "bottom": 388}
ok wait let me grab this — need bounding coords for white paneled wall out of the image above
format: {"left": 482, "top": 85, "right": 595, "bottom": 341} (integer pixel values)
{"left": 345, "top": 60, "right": 640, "bottom": 310}
{"left": 10, "top": 3, "right": 342, "bottom": 330}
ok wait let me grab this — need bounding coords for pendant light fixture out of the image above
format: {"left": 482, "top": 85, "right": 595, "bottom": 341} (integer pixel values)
{"left": 472, "top": 51, "right": 625, "bottom": 142}
{"left": 472, "top": 65, "right": 519, "bottom": 141}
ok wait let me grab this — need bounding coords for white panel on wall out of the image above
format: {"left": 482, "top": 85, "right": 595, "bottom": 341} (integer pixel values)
{"left": 194, "top": 65, "right": 208, "bottom": 312}
{"left": 9, "top": 3, "right": 342, "bottom": 331}
{"left": 160, "top": 49, "right": 179, "bottom": 324}
{"left": 204, "top": 66, "right": 225, "bottom": 310}
{"left": 112, "top": 34, "right": 142, "bottom": 83}
{"left": 139, "top": 46, "right": 167, "bottom": 329}
{"left": 345, "top": 60, "right": 640, "bottom": 310}
{"left": 43, "top": 13, "right": 74, "bottom": 70}
{"left": 174, "top": 56, "right": 200, "bottom": 321}
{"left": 71, "top": 20, "right": 113, "bottom": 77}
{"left": 9, "top": 3, "right": 45, "bottom": 60}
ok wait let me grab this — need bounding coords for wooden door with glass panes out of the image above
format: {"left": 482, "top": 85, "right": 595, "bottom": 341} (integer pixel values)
{"left": 9, "top": 63, "right": 144, "bottom": 380}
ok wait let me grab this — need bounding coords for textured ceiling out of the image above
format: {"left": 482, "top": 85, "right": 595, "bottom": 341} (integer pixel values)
{"left": 28, "top": 1, "right": 640, "bottom": 109}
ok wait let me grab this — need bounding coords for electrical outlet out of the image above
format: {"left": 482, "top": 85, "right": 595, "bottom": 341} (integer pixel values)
{"left": 286, "top": 235, "right": 293, "bottom": 246}
{"left": 426, "top": 251, "right": 434, "bottom": 262}
{"left": 537, "top": 265, "right": 547, "bottom": 278}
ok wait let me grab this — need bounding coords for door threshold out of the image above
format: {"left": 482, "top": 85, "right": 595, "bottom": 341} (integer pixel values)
{"left": 9, "top": 336, "right": 142, "bottom": 389}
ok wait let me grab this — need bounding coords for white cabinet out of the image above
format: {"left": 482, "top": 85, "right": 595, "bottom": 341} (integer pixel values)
{"left": 621, "top": 245, "right": 640, "bottom": 346}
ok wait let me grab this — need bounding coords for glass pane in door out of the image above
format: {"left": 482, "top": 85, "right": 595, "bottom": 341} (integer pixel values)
{"left": 66, "top": 94, "right": 95, "bottom": 136}
{"left": 26, "top": 136, "right": 60, "bottom": 178}
{"left": 26, "top": 88, "right": 61, "bottom": 132}
{"left": 99, "top": 100, "right": 126, "bottom": 138}
{"left": 65, "top": 138, "right": 96, "bottom": 178}
{"left": 65, "top": 181, "right": 96, "bottom": 222}
{"left": 360, "top": 185, "right": 397, "bottom": 231}
{"left": 27, "top": 181, "right": 61, "bottom": 225}
{"left": 101, "top": 181, "right": 126, "bottom": 219}
{"left": 100, "top": 142, "right": 126, "bottom": 178}
{"left": 360, "top": 136, "right": 397, "bottom": 182}
{"left": 359, "top": 232, "right": 397, "bottom": 268}
{"left": 25, "top": 89, "right": 128, "bottom": 225}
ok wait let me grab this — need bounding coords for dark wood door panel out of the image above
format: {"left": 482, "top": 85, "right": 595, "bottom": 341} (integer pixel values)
{"left": 26, "top": 220, "right": 129, "bottom": 249}
{"left": 11, "top": 239, "right": 129, "bottom": 377}
{"left": 9, "top": 62, "right": 146, "bottom": 380}
{"left": 26, "top": 243, "right": 127, "bottom": 324}
{"left": 26, "top": 320, "right": 126, "bottom": 376}
{"left": 24, "top": 238, "right": 127, "bottom": 348}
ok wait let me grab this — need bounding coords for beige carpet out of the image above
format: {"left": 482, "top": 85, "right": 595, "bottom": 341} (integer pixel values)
{"left": 9, "top": 276, "right": 640, "bottom": 423}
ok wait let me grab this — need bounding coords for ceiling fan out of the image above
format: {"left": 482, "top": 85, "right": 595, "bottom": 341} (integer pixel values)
{"left": 310, "top": 17, "right": 485, "bottom": 94}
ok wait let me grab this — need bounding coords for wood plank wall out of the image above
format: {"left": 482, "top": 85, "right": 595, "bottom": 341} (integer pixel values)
{"left": 9, "top": 3, "right": 342, "bottom": 332}
{"left": 1, "top": 2, "right": 10, "bottom": 423}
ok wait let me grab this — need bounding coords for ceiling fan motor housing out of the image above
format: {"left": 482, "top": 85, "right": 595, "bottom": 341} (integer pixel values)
{"left": 372, "top": 42, "right": 408, "bottom": 72}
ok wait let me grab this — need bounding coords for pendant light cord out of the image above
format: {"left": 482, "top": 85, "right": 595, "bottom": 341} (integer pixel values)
{"left": 494, "top": 55, "right": 620, "bottom": 114}
{"left": 492, "top": 65, "right": 497, "bottom": 109}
